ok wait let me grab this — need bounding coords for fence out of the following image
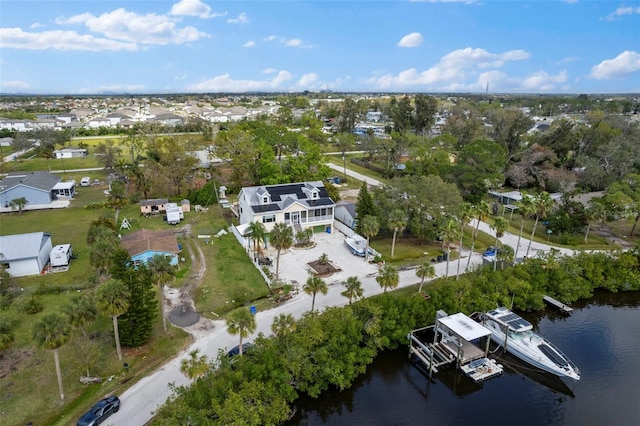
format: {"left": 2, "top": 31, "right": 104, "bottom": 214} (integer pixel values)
{"left": 229, "top": 224, "right": 272, "bottom": 287}
{"left": 333, "top": 219, "right": 355, "bottom": 237}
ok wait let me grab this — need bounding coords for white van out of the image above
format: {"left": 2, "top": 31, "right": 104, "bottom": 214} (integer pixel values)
{"left": 80, "top": 177, "right": 91, "bottom": 186}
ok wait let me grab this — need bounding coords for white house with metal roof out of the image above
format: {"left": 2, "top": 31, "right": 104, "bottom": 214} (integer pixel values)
{"left": 238, "top": 181, "right": 336, "bottom": 233}
{"left": 0, "top": 232, "right": 53, "bottom": 277}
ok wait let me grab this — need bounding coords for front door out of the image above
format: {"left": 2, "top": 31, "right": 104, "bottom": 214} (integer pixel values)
{"left": 291, "top": 212, "right": 300, "bottom": 224}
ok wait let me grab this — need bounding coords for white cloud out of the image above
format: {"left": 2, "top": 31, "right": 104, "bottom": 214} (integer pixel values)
{"left": 297, "top": 73, "right": 319, "bottom": 88}
{"left": 444, "top": 69, "right": 569, "bottom": 93}
{"left": 188, "top": 71, "right": 293, "bottom": 92}
{"left": 262, "top": 68, "right": 277, "bottom": 74}
{"left": 0, "top": 27, "right": 139, "bottom": 51}
{"left": 29, "top": 22, "right": 44, "bottom": 29}
{"left": 262, "top": 35, "right": 312, "bottom": 48}
{"left": 368, "top": 47, "right": 530, "bottom": 89}
{"left": 243, "top": 40, "right": 255, "bottom": 48}
{"left": 227, "top": 12, "right": 249, "bottom": 24}
{"left": 555, "top": 56, "right": 580, "bottom": 65}
{"left": 397, "top": 32, "right": 423, "bottom": 48}
{"left": 170, "top": 0, "right": 225, "bottom": 19}
{"left": 603, "top": 6, "right": 640, "bottom": 21}
{"left": 521, "top": 70, "right": 568, "bottom": 91}
{"left": 1, "top": 80, "right": 31, "bottom": 90}
{"left": 57, "top": 8, "right": 209, "bottom": 45}
{"left": 590, "top": 51, "right": 640, "bottom": 79}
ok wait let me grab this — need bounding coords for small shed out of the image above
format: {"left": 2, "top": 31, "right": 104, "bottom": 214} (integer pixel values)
{"left": 181, "top": 199, "right": 191, "bottom": 213}
{"left": 140, "top": 198, "right": 168, "bottom": 215}
{"left": 49, "top": 244, "right": 72, "bottom": 267}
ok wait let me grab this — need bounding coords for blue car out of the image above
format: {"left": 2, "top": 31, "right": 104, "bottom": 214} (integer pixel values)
{"left": 77, "top": 395, "right": 120, "bottom": 426}
{"left": 483, "top": 247, "right": 501, "bottom": 257}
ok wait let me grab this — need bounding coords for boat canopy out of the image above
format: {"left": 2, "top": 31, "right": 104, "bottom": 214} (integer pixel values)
{"left": 438, "top": 313, "right": 493, "bottom": 341}
{"left": 488, "top": 307, "right": 533, "bottom": 332}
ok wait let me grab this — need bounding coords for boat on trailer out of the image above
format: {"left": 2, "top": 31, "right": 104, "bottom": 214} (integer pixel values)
{"left": 473, "top": 307, "right": 580, "bottom": 381}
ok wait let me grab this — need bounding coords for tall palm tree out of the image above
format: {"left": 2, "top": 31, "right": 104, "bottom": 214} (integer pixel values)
{"left": 376, "top": 264, "right": 399, "bottom": 293}
{"left": 456, "top": 202, "right": 474, "bottom": 279}
{"left": 360, "top": 215, "right": 380, "bottom": 262}
{"left": 95, "top": 279, "right": 130, "bottom": 361}
{"left": 441, "top": 218, "right": 460, "bottom": 278}
{"left": 244, "top": 221, "right": 266, "bottom": 259}
{"left": 270, "top": 222, "right": 293, "bottom": 281}
{"left": 271, "top": 313, "right": 297, "bottom": 337}
{"left": 415, "top": 261, "right": 435, "bottom": 294}
{"left": 107, "top": 180, "right": 128, "bottom": 223}
{"left": 514, "top": 195, "right": 535, "bottom": 265}
{"left": 491, "top": 216, "right": 509, "bottom": 271}
{"left": 303, "top": 274, "right": 328, "bottom": 314}
{"left": 147, "top": 254, "right": 176, "bottom": 332}
{"left": 526, "top": 192, "right": 554, "bottom": 258}
{"left": 226, "top": 308, "right": 257, "bottom": 357}
{"left": 341, "top": 276, "right": 364, "bottom": 304}
{"left": 388, "top": 209, "right": 407, "bottom": 258}
{"left": 584, "top": 202, "right": 606, "bottom": 243}
{"left": 32, "top": 313, "right": 71, "bottom": 401}
{"left": 180, "top": 349, "right": 209, "bottom": 380}
{"left": 466, "top": 201, "right": 491, "bottom": 271}
{"left": 63, "top": 294, "right": 97, "bottom": 339}
{"left": 497, "top": 244, "right": 514, "bottom": 270}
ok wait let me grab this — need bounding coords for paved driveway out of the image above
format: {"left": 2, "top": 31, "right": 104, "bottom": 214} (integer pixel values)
{"left": 262, "top": 229, "right": 379, "bottom": 289}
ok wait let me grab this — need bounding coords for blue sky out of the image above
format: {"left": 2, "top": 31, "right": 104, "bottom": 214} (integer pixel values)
{"left": 1, "top": 0, "right": 639, "bottom": 94}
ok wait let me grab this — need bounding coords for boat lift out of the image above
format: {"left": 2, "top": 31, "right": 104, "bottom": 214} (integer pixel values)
{"left": 408, "top": 311, "right": 503, "bottom": 383}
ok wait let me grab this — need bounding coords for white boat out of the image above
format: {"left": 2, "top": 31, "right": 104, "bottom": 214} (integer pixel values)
{"left": 344, "top": 234, "right": 374, "bottom": 257}
{"left": 474, "top": 307, "right": 580, "bottom": 381}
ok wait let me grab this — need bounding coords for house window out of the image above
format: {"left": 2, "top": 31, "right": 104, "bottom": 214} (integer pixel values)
{"left": 262, "top": 215, "right": 276, "bottom": 223}
{"left": 311, "top": 191, "right": 318, "bottom": 199}
{"left": 262, "top": 196, "right": 269, "bottom": 204}
{"left": 284, "top": 213, "right": 290, "bottom": 220}
{"left": 327, "top": 207, "right": 333, "bottom": 215}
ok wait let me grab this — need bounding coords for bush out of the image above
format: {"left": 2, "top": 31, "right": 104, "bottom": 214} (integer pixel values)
{"left": 21, "top": 296, "right": 44, "bottom": 315}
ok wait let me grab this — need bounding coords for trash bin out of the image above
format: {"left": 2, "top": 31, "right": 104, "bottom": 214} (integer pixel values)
{"left": 442, "top": 252, "right": 449, "bottom": 261}
{"left": 250, "top": 306, "right": 257, "bottom": 315}
{"left": 436, "top": 255, "right": 443, "bottom": 262}
{"left": 326, "top": 226, "right": 331, "bottom": 234}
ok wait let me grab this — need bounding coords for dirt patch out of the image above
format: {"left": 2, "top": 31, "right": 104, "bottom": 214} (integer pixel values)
{"left": 307, "top": 260, "right": 341, "bottom": 277}
{"left": 0, "top": 348, "right": 34, "bottom": 379}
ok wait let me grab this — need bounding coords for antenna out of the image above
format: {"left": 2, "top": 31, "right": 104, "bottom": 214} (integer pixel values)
{"left": 485, "top": 81, "right": 489, "bottom": 97}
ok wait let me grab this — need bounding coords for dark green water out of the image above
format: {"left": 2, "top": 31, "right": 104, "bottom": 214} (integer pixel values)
{"left": 289, "top": 291, "right": 640, "bottom": 426}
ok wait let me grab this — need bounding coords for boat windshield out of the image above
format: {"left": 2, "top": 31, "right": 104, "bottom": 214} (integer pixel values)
{"left": 508, "top": 329, "right": 533, "bottom": 340}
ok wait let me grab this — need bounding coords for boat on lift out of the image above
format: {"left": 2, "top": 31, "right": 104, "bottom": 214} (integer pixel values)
{"left": 473, "top": 307, "right": 580, "bottom": 381}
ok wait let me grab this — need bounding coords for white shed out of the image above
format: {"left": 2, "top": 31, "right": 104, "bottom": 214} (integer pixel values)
{"left": 49, "top": 244, "right": 72, "bottom": 267}
{"left": 0, "top": 232, "right": 52, "bottom": 277}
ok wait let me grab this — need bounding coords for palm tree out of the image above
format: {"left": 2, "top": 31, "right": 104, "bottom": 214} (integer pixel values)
{"left": 491, "top": 216, "right": 509, "bottom": 271}
{"left": 441, "top": 218, "right": 460, "bottom": 278}
{"left": 526, "top": 192, "right": 554, "bottom": 258}
{"left": 0, "top": 315, "right": 16, "bottom": 350}
{"left": 226, "top": 308, "right": 257, "bottom": 356}
{"left": 244, "top": 221, "right": 266, "bottom": 259}
{"left": 147, "top": 254, "right": 176, "bottom": 332}
{"left": 32, "top": 313, "right": 71, "bottom": 401}
{"left": 584, "top": 202, "right": 606, "bottom": 243}
{"left": 107, "top": 180, "right": 128, "bottom": 223}
{"left": 180, "top": 349, "right": 209, "bottom": 380}
{"left": 341, "top": 276, "right": 364, "bottom": 304}
{"left": 466, "top": 201, "right": 491, "bottom": 271}
{"left": 456, "top": 203, "right": 474, "bottom": 279}
{"left": 270, "top": 222, "right": 293, "bottom": 281}
{"left": 271, "top": 313, "right": 297, "bottom": 337}
{"left": 415, "top": 261, "right": 435, "bottom": 294}
{"left": 376, "top": 264, "right": 399, "bottom": 293}
{"left": 9, "top": 197, "right": 28, "bottom": 214}
{"left": 388, "top": 209, "right": 407, "bottom": 258}
{"left": 497, "top": 244, "right": 514, "bottom": 270}
{"left": 303, "top": 274, "right": 328, "bottom": 314}
{"left": 360, "top": 215, "right": 380, "bottom": 262}
{"left": 63, "top": 294, "right": 97, "bottom": 339}
{"left": 95, "top": 279, "right": 130, "bottom": 361}
{"left": 513, "top": 195, "right": 535, "bottom": 265}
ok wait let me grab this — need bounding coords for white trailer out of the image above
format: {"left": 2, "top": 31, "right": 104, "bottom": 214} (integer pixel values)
{"left": 166, "top": 207, "right": 182, "bottom": 225}
{"left": 50, "top": 244, "right": 72, "bottom": 267}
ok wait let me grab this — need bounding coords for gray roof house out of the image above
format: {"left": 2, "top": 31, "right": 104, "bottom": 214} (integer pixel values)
{"left": 335, "top": 201, "right": 357, "bottom": 230}
{"left": 0, "top": 172, "right": 73, "bottom": 209}
{"left": 0, "top": 232, "right": 53, "bottom": 277}
{"left": 238, "top": 181, "right": 336, "bottom": 233}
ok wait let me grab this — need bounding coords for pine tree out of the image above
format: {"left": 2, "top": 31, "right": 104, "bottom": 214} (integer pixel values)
{"left": 118, "top": 267, "right": 157, "bottom": 347}
{"left": 355, "top": 181, "right": 374, "bottom": 235}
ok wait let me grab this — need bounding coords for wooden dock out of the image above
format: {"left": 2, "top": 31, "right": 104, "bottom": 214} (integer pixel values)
{"left": 543, "top": 295, "right": 573, "bottom": 314}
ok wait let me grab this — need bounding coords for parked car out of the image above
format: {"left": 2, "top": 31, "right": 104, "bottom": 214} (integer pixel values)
{"left": 226, "top": 342, "right": 253, "bottom": 358}
{"left": 483, "top": 247, "right": 501, "bottom": 258}
{"left": 80, "top": 177, "right": 91, "bottom": 187}
{"left": 77, "top": 395, "right": 120, "bottom": 426}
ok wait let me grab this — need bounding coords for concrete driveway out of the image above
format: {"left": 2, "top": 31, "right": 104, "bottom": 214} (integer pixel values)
{"left": 263, "top": 229, "right": 379, "bottom": 289}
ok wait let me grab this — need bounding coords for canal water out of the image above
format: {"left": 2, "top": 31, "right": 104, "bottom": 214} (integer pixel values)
{"left": 289, "top": 291, "right": 640, "bottom": 426}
